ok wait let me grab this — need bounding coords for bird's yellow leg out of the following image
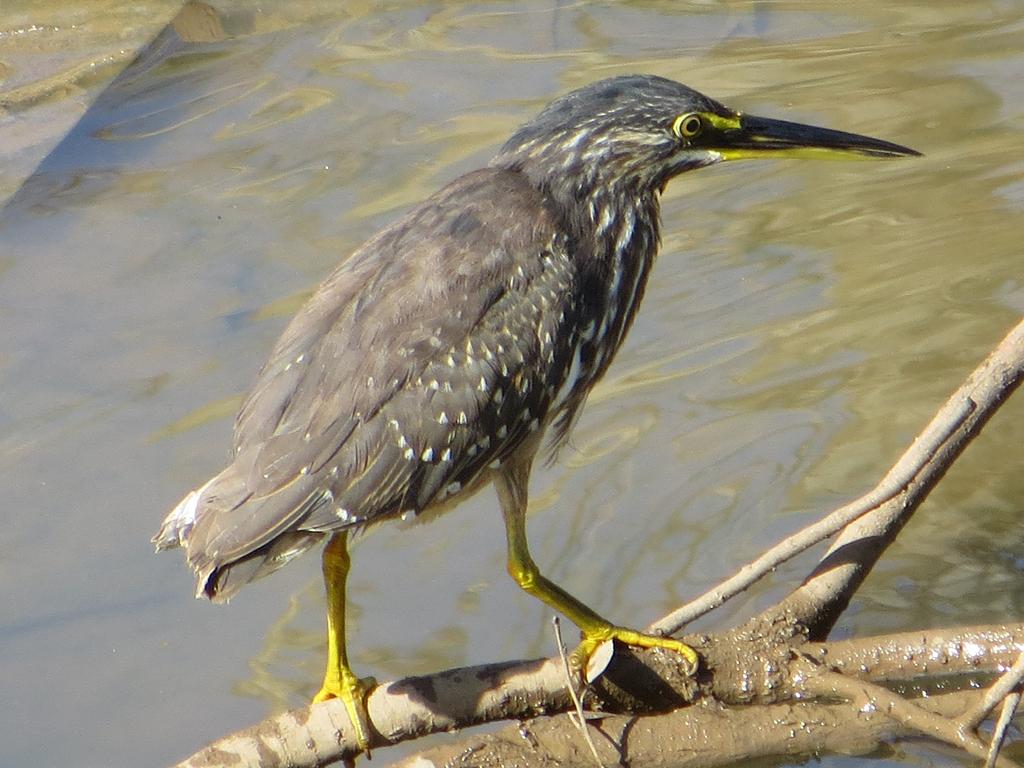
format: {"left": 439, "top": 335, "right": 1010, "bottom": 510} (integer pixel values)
{"left": 496, "top": 463, "right": 698, "bottom": 677}
{"left": 313, "top": 531, "right": 374, "bottom": 753}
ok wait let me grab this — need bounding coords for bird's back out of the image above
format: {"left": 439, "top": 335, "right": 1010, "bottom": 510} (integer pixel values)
{"left": 155, "top": 167, "right": 588, "bottom": 600}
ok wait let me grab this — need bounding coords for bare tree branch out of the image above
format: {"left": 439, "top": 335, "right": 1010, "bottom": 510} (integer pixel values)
{"left": 650, "top": 397, "right": 973, "bottom": 635}
{"left": 797, "top": 664, "right": 1018, "bottom": 768}
{"left": 654, "top": 317, "right": 1023, "bottom": 638}
{"left": 962, "top": 649, "right": 1024, "bottom": 731}
{"left": 385, "top": 689, "right": 1000, "bottom": 768}
{"left": 777, "top": 317, "right": 1024, "bottom": 638}
{"left": 169, "top": 624, "right": 1024, "bottom": 768}
{"left": 986, "top": 694, "right": 1021, "bottom": 768}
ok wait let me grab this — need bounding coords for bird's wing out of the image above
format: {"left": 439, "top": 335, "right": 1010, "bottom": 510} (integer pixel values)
{"left": 183, "top": 168, "right": 582, "bottom": 586}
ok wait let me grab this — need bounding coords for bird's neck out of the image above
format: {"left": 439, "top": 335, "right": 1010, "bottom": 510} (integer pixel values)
{"left": 569, "top": 183, "right": 662, "bottom": 375}
{"left": 494, "top": 151, "right": 663, "bottom": 382}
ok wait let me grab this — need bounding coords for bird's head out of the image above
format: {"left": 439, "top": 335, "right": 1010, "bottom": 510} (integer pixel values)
{"left": 493, "top": 74, "right": 919, "bottom": 206}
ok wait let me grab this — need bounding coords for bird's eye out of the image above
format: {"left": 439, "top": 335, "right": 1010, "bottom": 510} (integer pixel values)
{"left": 672, "top": 114, "right": 703, "bottom": 140}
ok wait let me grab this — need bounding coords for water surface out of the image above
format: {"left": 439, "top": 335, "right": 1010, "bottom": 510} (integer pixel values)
{"left": 1, "top": 2, "right": 1022, "bottom": 767}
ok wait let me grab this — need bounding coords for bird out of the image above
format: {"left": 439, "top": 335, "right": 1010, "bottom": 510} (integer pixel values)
{"left": 154, "top": 74, "right": 919, "bottom": 751}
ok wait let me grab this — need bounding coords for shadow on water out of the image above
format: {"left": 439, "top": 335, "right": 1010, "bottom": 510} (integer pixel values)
{"left": 1, "top": 2, "right": 1023, "bottom": 767}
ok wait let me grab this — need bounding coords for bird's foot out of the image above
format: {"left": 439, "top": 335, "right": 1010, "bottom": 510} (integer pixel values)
{"left": 313, "top": 670, "right": 377, "bottom": 755}
{"left": 571, "top": 624, "right": 699, "bottom": 680}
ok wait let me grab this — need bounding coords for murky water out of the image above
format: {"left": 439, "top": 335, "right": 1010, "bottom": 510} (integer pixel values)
{"left": 1, "top": 2, "right": 1022, "bottom": 767}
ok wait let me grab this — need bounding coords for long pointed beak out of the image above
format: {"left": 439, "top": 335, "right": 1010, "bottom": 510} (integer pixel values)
{"left": 716, "top": 114, "right": 921, "bottom": 161}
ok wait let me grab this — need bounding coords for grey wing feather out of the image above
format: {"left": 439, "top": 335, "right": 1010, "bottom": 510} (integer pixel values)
{"left": 164, "top": 167, "right": 583, "bottom": 599}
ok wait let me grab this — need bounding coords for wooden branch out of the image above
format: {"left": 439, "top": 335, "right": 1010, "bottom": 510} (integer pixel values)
{"left": 387, "top": 690, "right": 989, "bottom": 768}
{"left": 797, "top": 665, "right": 1016, "bottom": 768}
{"left": 171, "top": 658, "right": 569, "bottom": 767}
{"left": 169, "top": 624, "right": 1024, "bottom": 768}
{"left": 387, "top": 626, "right": 1024, "bottom": 768}
{"left": 655, "top": 316, "right": 1024, "bottom": 638}
{"left": 779, "top": 316, "right": 1024, "bottom": 638}
{"left": 986, "top": 694, "right": 1021, "bottom": 768}
{"left": 961, "top": 647, "right": 1024, "bottom": 730}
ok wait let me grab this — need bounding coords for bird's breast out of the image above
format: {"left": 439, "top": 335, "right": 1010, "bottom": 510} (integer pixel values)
{"left": 544, "top": 196, "right": 661, "bottom": 437}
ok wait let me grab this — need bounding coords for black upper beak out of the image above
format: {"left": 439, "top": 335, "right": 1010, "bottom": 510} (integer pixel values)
{"left": 721, "top": 114, "right": 921, "bottom": 159}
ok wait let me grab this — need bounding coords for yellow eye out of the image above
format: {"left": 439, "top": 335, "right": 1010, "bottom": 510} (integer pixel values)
{"left": 672, "top": 113, "right": 703, "bottom": 139}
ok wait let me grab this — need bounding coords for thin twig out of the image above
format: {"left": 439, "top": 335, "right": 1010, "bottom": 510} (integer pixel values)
{"left": 797, "top": 663, "right": 1021, "bottom": 768}
{"left": 962, "top": 650, "right": 1024, "bottom": 730}
{"left": 655, "top": 316, "right": 1024, "bottom": 638}
{"left": 985, "top": 693, "right": 1020, "bottom": 768}
{"left": 777, "top": 317, "right": 1024, "bottom": 637}
{"left": 650, "top": 398, "right": 973, "bottom": 636}
{"left": 553, "top": 617, "right": 605, "bottom": 768}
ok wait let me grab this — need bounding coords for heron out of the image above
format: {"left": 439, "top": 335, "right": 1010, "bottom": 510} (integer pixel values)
{"left": 155, "top": 74, "right": 919, "bottom": 751}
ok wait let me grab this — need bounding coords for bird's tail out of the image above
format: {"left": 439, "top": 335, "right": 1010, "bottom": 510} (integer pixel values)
{"left": 154, "top": 462, "right": 323, "bottom": 603}
{"left": 153, "top": 477, "right": 216, "bottom": 553}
